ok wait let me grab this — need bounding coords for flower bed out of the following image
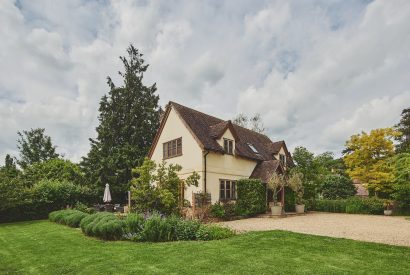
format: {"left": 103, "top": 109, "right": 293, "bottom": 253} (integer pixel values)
{"left": 49, "top": 210, "right": 235, "bottom": 242}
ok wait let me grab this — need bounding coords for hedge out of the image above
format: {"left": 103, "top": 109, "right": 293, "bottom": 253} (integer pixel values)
{"left": 236, "top": 179, "right": 266, "bottom": 216}
{"left": 309, "top": 197, "right": 386, "bottom": 215}
{"left": 0, "top": 179, "right": 97, "bottom": 223}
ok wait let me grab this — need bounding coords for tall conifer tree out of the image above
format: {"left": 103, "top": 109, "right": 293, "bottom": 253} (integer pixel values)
{"left": 82, "top": 45, "right": 160, "bottom": 201}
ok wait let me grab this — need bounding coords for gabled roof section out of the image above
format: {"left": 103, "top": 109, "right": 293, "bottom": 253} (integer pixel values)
{"left": 148, "top": 101, "right": 293, "bottom": 163}
{"left": 250, "top": 160, "right": 284, "bottom": 183}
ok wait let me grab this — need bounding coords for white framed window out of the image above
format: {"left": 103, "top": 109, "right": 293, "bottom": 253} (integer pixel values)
{"left": 219, "top": 180, "right": 236, "bottom": 200}
{"left": 163, "top": 137, "right": 182, "bottom": 159}
{"left": 224, "top": 138, "right": 234, "bottom": 155}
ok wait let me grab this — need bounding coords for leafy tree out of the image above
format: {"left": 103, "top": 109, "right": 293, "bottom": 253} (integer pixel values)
{"left": 267, "top": 173, "right": 286, "bottom": 206}
{"left": 391, "top": 153, "right": 410, "bottom": 209}
{"left": 320, "top": 174, "right": 356, "bottom": 199}
{"left": 343, "top": 128, "right": 400, "bottom": 197}
{"left": 1, "top": 154, "right": 19, "bottom": 178}
{"left": 291, "top": 147, "right": 339, "bottom": 199}
{"left": 81, "top": 45, "right": 161, "bottom": 201}
{"left": 21, "top": 159, "right": 84, "bottom": 187}
{"left": 288, "top": 172, "right": 304, "bottom": 204}
{"left": 130, "top": 158, "right": 199, "bottom": 215}
{"left": 395, "top": 107, "right": 410, "bottom": 153}
{"left": 233, "top": 113, "right": 266, "bottom": 133}
{"left": 16, "top": 128, "right": 60, "bottom": 169}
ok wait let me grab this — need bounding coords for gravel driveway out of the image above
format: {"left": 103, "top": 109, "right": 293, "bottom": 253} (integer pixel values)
{"left": 219, "top": 212, "right": 410, "bottom": 247}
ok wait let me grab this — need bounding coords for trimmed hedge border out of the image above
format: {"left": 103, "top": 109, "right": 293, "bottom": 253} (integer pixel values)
{"left": 308, "top": 197, "right": 386, "bottom": 215}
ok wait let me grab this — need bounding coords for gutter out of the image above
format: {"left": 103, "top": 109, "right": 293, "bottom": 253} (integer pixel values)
{"left": 203, "top": 150, "right": 210, "bottom": 194}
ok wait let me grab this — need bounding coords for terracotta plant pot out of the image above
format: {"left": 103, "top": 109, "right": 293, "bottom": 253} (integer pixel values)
{"left": 271, "top": 205, "right": 282, "bottom": 216}
{"left": 295, "top": 204, "right": 305, "bottom": 214}
{"left": 384, "top": 209, "right": 393, "bottom": 216}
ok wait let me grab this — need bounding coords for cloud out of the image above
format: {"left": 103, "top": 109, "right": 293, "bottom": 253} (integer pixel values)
{"left": 0, "top": 0, "right": 409, "bottom": 164}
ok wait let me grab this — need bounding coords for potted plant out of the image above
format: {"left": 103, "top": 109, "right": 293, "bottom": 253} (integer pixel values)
{"left": 289, "top": 172, "right": 305, "bottom": 214}
{"left": 267, "top": 173, "right": 286, "bottom": 215}
{"left": 383, "top": 200, "right": 393, "bottom": 216}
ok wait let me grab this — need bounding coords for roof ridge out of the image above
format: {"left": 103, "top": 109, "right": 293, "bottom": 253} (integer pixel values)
{"left": 170, "top": 101, "right": 224, "bottom": 123}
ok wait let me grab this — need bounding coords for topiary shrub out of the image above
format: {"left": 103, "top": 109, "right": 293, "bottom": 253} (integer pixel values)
{"left": 195, "top": 225, "right": 235, "bottom": 241}
{"left": 49, "top": 209, "right": 89, "bottom": 228}
{"left": 236, "top": 179, "right": 266, "bottom": 216}
{"left": 311, "top": 197, "right": 386, "bottom": 215}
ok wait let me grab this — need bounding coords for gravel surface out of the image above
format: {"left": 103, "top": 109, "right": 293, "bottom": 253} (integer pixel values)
{"left": 219, "top": 212, "right": 410, "bottom": 247}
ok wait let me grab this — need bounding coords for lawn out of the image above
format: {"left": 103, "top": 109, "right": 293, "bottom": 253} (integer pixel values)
{"left": 1, "top": 221, "right": 410, "bottom": 274}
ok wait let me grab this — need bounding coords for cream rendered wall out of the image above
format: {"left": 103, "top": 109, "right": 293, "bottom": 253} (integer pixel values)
{"left": 206, "top": 128, "right": 257, "bottom": 203}
{"left": 274, "top": 146, "right": 287, "bottom": 170}
{"left": 150, "top": 107, "right": 203, "bottom": 203}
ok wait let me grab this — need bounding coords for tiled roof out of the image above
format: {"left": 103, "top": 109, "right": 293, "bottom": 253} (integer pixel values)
{"left": 250, "top": 160, "right": 283, "bottom": 183}
{"left": 168, "top": 101, "right": 293, "bottom": 163}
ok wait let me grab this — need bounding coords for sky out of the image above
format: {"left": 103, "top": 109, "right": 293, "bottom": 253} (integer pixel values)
{"left": 1, "top": 0, "right": 410, "bottom": 164}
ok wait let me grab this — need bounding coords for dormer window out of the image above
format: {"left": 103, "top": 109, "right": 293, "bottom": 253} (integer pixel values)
{"left": 247, "top": 143, "right": 259, "bottom": 153}
{"left": 279, "top": 154, "right": 286, "bottom": 166}
{"left": 224, "top": 138, "right": 234, "bottom": 155}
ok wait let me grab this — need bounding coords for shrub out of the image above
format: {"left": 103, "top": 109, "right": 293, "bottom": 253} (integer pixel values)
{"left": 174, "top": 219, "right": 201, "bottom": 241}
{"left": 49, "top": 209, "right": 89, "bottom": 228}
{"left": 139, "top": 213, "right": 175, "bottom": 242}
{"left": 80, "top": 212, "right": 125, "bottom": 240}
{"left": 195, "top": 225, "right": 235, "bottom": 241}
{"left": 236, "top": 179, "right": 266, "bottom": 216}
{"left": 209, "top": 203, "right": 225, "bottom": 218}
{"left": 312, "top": 197, "right": 386, "bottom": 215}
{"left": 73, "top": 201, "right": 96, "bottom": 214}
{"left": 392, "top": 183, "right": 410, "bottom": 211}
{"left": 320, "top": 175, "right": 356, "bottom": 199}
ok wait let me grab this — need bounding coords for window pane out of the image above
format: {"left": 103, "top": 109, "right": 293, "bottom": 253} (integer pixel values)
{"left": 177, "top": 138, "right": 182, "bottom": 155}
{"left": 229, "top": 141, "right": 233, "bottom": 154}
{"left": 220, "top": 181, "right": 225, "bottom": 199}
{"left": 232, "top": 182, "right": 236, "bottom": 199}
{"left": 226, "top": 181, "right": 231, "bottom": 199}
{"left": 224, "top": 139, "right": 228, "bottom": 152}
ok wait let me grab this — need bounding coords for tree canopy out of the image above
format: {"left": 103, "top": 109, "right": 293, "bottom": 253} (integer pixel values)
{"left": 233, "top": 113, "right": 266, "bottom": 133}
{"left": 343, "top": 128, "right": 400, "bottom": 197}
{"left": 81, "top": 45, "right": 161, "bottom": 201}
{"left": 395, "top": 107, "right": 410, "bottom": 153}
{"left": 16, "top": 128, "right": 60, "bottom": 169}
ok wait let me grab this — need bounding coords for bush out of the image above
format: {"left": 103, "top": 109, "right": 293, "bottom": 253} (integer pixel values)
{"left": 80, "top": 212, "right": 125, "bottom": 240}
{"left": 195, "top": 225, "right": 235, "bottom": 241}
{"left": 0, "top": 179, "right": 97, "bottom": 223}
{"left": 174, "top": 219, "right": 201, "bottom": 241}
{"left": 312, "top": 197, "right": 386, "bottom": 215}
{"left": 320, "top": 175, "right": 356, "bottom": 199}
{"left": 209, "top": 203, "right": 225, "bottom": 218}
{"left": 236, "top": 179, "right": 266, "bottom": 216}
{"left": 49, "top": 209, "right": 89, "bottom": 228}
{"left": 392, "top": 183, "right": 410, "bottom": 211}
{"left": 139, "top": 213, "right": 175, "bottom": 242}
{"left": 73, "top": 201, "right": 96, "bottom": 214}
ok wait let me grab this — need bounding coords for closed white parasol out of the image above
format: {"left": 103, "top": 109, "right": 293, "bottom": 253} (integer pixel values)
{"left": 103, "top": 183, "right": 112, "bottom": 203}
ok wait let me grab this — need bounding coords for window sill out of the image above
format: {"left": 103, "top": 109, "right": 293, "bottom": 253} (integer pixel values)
{"left": 163, "top": 153, "right": 183, "bottom": 160}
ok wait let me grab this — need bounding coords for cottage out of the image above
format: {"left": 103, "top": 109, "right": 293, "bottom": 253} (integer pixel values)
{"left": 148, "top": 101, "right": 294, "bottom": 205}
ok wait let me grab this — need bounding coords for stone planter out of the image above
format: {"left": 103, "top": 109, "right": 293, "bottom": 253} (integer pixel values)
{"left": 271, "top": 205, "right": 282, "bottom": 216}
{"left": 384, "top": 209, "right": 393, "bottom": 216}
{"left": 295, "top": 204, "right": 305, "bottom": 214}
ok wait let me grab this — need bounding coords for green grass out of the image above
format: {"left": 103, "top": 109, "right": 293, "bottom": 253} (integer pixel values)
{"left": 1, "top": 221, "right": 410, "bottom": 274}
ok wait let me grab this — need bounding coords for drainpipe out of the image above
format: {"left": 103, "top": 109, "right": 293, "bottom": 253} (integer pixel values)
{"left": 203, "top": 150, "right": 209, "bottom": 194}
